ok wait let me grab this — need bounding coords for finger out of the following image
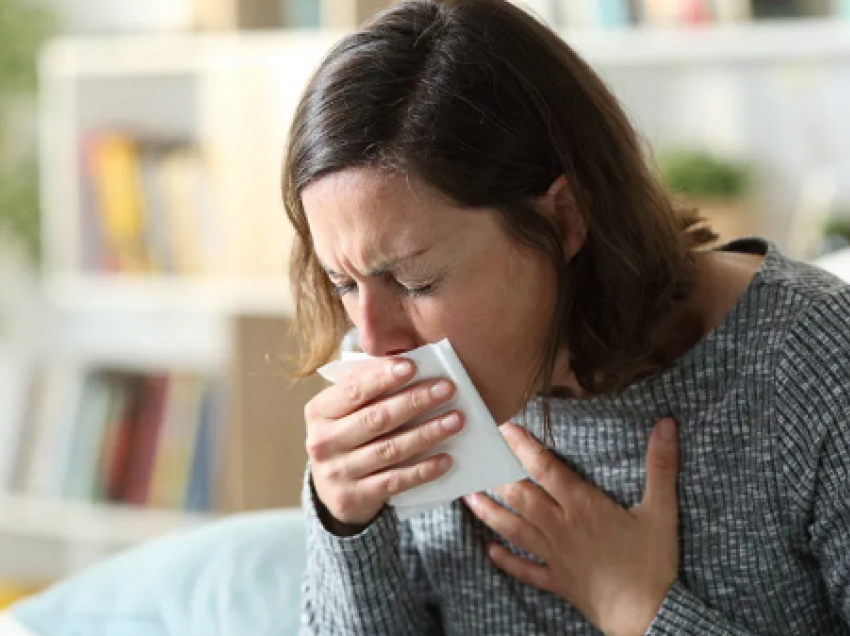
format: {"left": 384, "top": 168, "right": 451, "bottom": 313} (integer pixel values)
{"left": 493, "top": 480, "right": 558, "bottom": 528}
{"left": 357, "top": 453, "right": 453, "bottom": 502}
{"left": 500, "top": 423, "right": 580, "bottom": 503}
{"left": 343, "top": 410, "right": 464, "bottom": 479}
{"left": 464, "top": 492, "right": 550, "bottom": 559}
{"left": 307, "top": 378, "right": 456, "bottom": 461}
{"left": 338, "top": 378, "right": 456, "bottom": 450}
{"left": 308, "top": 358, "right": 416, "bottom": 421}
{"left": 487, "top": 543, "right": 556, "bottom": 595}
{"left": 640, "top": 417, "right": 680, "bottom": 526}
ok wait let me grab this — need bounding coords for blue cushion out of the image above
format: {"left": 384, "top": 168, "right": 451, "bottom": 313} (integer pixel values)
{"left": 12, "top": 509, "right": 306, "bottom": 636}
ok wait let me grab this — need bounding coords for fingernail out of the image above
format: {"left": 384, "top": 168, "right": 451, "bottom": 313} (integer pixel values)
{"left": 463, "top": 493, "right": 478, "bottom": 508}
{"left": 437, "top": 455, "right": 452, "bottom": 472}
{"left": 500, "top": 423, "right": 518, "bottom": 441}
{"left": 430, "top": 380, "right": 453, "bottom": 400}
{"left": 441, "top": 412, "right": 462, "bottom": 432}
{"left": 658, "top": 418, "right": 676, "bottom": 441}
{"left": 393, "top": 360, "right": 413, "bottom": 377}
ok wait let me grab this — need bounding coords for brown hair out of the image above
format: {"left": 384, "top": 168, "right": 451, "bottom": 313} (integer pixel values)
{"left": 282, "top": 0, "right": 716, "bottom": 400}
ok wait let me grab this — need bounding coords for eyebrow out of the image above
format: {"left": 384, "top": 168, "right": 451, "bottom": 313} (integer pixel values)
{"left": 321, "top": 246, "right": 431, "bottom": 279}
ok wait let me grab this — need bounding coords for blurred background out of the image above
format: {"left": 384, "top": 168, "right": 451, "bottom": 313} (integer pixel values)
{"left": 1, "top": 0, "right": 849, "bottom": 609}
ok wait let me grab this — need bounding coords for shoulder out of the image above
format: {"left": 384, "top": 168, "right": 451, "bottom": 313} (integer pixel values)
{"left": 714, "top": 240, "right": 850, "bottom": 394}
{"left": 752, "top": 242, "right": 850, "bottom": 458}
{"left": 757, "top": 243, "right": 850, "bottom": 407}
{"left": 743, "top": 243, "right": 850, "bottom": 507}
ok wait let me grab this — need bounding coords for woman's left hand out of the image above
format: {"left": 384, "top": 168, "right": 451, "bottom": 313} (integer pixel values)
{"left": 464, "top": 418, "right": 680, "bottom": 636}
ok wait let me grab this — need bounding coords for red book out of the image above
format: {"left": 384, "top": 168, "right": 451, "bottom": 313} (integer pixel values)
{"left": 125, "top": 375, "right": 169, "bottom": 505}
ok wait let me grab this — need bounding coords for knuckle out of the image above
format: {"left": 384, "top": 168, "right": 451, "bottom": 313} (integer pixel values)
{"left": 304, "top": 400, "right": 319, "bottom": 423}
{"left": 305, "top": 433, "right": 329, "bottom": 461}
{"left": 531, "top": 449, "right": 556, "bottom": 481}
{"left": 329, "top": 490, "right": 354, "bottom": 517}
{"left": 418, "top": 422, "right": 437, "bottom": 445}
{"left": 377, "top": 438, "right": 400, "bottom": 464}
{"left": 504, "top": 524, "right": 524, "bottom": 545}
{"left": 381, "top": 364, "right": 399, "bottom": 391}
{"left": 344, "top": 373, "right": 361, "bottom": 402}
{"left": 314, "top": 461, "right": 344, "bottom": 491}
{"left": 384, "top": 471, "right": 402, "bottom": 495}
{"left": 410, "top": 387, "right": 429, "bottom": 411}
{"left": 364, "top": 405, "right": 386, "bottom": 433}
{"left": 513, "top": 482, "right": 534, "bottom": 509}
{"left": 323, "top": 460, "right": 344, "bottom": 483}
{"left": 649, "top": 451, "right": 674, "bottom": 473}
{"left": 416, "top": 458, "right": 439, "bottom": 482}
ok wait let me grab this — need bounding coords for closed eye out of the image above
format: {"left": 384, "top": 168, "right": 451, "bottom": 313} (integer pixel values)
{"left": 331, "top": 280, "right": 357, "bottom": 296}
{"left": 330, "top": 277, "right": 436, "bottom": 299}
{"left": 402, "top": 282, "right": 434, "bottom": 298}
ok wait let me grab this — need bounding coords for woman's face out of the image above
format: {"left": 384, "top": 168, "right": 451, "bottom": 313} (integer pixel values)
{"left": 302, "top": 167, "right": 557, "bottom": 423}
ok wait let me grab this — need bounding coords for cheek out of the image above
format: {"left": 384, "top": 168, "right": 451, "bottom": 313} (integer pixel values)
{"left": 427, "top": 295, "right": 544, "bottom": 423}
{"left": 457, "top": 260, "right": 554, "bottom": 420}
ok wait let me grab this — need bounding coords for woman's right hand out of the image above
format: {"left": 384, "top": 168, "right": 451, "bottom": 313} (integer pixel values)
{"left": 306, "top": 358, "right": 463, "bottom": 533}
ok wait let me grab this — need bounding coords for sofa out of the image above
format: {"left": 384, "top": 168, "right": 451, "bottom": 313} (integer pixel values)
{"left": 2, "top": 509, "right": 306, "bottom": 636}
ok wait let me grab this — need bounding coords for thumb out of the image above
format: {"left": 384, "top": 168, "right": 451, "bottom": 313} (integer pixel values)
{"left": 640, "top": 417, "right": 680, "bottom": 525}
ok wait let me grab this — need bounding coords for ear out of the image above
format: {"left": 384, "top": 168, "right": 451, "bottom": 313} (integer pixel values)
{"left": 537, "top": 175, "right": 587, "bottom": 261}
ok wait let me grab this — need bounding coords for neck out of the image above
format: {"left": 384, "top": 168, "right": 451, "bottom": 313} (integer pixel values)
{"left": 548, "top": 248, "right": 764, "bottom": 397}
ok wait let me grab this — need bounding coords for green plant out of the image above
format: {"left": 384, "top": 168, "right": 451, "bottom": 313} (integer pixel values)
{"left": 0, "top": 0, "right": 55, "bottom": 265}
{"left": 658, "top": 149, "right": 752, "bottom": 200}
{"left": 822, "top": 207, "right": 850, "bottom": 242}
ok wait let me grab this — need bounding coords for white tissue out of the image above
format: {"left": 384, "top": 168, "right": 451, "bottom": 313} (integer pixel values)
{"left": 317, "top": 339, "right": 527, "bottom": 520}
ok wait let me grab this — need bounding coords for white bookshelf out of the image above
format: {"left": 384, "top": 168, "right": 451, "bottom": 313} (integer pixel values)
{"left": 0, "top": 494, "right": 212, "bottom": 581}
{"left": 46, "top": 275, "right": 292, "bottom": 372}
{"left": 565, "top": 18, "right": 850, "bottom": 64}
{"left": 0, "top": 494, "right": 211, "bottom": 547}
{"left": 10, "top": 17, "right": 850, "bottom": 580}
{"left": 38, "top": 32, "right": 343, "bottom": 368}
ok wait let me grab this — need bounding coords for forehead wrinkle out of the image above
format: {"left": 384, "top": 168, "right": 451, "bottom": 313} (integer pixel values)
{"left": 321, "top": 225, "right": 395, "bottom": 279}
{"left": 305, "top": 168, "right": 450, "bottom": 279}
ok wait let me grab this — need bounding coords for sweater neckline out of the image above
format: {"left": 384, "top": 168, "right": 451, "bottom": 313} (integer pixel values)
{"left": 527, "top": 238, "right": 778, "bottom": 423}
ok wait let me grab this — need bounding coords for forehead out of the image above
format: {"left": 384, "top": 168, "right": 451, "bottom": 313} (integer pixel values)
{"left": 302, "top": 168, "right": 456, "bottom": 262}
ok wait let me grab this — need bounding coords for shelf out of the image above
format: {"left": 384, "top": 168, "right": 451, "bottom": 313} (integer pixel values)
{"left": 40, "top": 31, "right": 346, "bottom": 77}
{"left": 0, "top": 494, "right": 213, "bottom": 547}
{"left": 45, "top": 274, "right": 293, "bottom": 317}
{"left": 41, "top": 275, "right": 293, "bottom": 370}
{"left": 565, "top": 18, "right": 850, "bottom": 65}
{"left": 39, "top": 19, "right": 850, "bottom": 79}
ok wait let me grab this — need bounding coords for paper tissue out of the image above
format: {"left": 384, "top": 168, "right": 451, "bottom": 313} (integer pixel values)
{"left": 318, "top": 339, "right": 527, "bottom": 520}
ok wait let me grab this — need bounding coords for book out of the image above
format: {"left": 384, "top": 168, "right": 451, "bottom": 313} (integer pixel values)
{"left": 63, "top": 374, "right": 115, "bottom": 501}
{"left": 20, "top": 362, "right": 85, "bottom": 498}
{"left": 184, "top": 382, "right": 225, "bottom": 511}
{"left": 157, "top": 146, "right": 217, "bottom": 277}
{"left": 87, "top": 134, "right": 150, "bottom": 274}
{"left": 147, "top": 374, "right": 204, "bottom": 508}
{"left": 125, "top": 375, "right": 169, "bottom": 506}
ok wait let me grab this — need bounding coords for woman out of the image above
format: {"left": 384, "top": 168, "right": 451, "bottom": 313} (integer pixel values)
{"left": 285, "top": 0, "right": 850, "bottom": 633}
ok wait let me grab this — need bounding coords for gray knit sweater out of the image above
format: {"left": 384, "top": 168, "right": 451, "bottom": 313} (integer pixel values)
{"left": 300, "top": 239, "right": 850, "bottom": 635}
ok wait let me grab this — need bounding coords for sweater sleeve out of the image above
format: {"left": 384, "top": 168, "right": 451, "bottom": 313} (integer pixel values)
{"left": 645, "top": 582, "right": 754, "bottom": 635}
{"left": 808, "top": 404, "right": 850, "bottom": 622}
{"left": 299, "top": 469, "right": 444, "bottom": 635}
{"left": 772, "top": 288, "right": 850, "bottom": 626}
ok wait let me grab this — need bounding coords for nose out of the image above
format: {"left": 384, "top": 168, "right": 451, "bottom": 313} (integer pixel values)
{"left": 356, "top": 286, "right": 418, "bottom": 357}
